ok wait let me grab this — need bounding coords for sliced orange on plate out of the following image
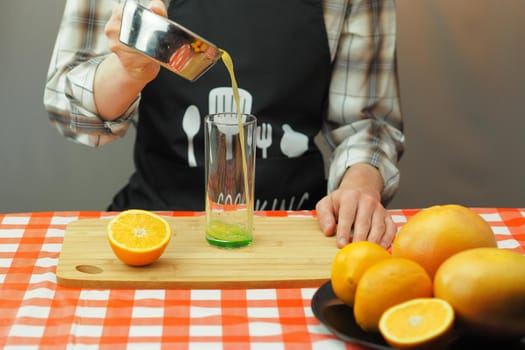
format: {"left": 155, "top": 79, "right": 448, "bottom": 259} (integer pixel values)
{"left": 379, "top": 297, "right": 455, "bottom": 349}
{"left": 107, "top": 209, "right": 172, "bottom": 266}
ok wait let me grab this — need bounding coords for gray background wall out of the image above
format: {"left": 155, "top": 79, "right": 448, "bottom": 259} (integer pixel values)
{"left": 1, "top": 1, "right": 135, "bottom": 212}
{"left": 1, "top": 1, "right": 523, "bottom": 213}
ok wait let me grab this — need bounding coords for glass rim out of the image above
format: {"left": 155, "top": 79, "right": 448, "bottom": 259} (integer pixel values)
{"left": 205, "top": 112, "right": 257, "bottom": 126}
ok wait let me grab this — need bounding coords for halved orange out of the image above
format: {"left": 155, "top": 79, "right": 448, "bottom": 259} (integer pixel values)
{"left": 107, "top": 209, "right": 172, "bottom": 266}
{"left": 379, "top": 298, "right": 455, "bottom": 349}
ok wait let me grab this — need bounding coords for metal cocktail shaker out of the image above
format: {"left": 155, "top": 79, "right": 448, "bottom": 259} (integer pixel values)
{"left": 119, "top": 0, "right": 222, "bottom": 81}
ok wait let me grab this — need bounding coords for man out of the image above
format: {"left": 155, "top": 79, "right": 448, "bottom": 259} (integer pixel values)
{"left": 44, "top": 0, "right": 405, "bottom": 248}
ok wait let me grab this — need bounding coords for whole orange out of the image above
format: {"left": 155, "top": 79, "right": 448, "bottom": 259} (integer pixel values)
{"left": 331, "top": 241, "right": 391, "bottom": 306}
{"left": 434, "top": 247, "right": 525, "bottom": 339}
{"left": 392, "top": 204, "right": 496, "bottom": 278}
{"left": 353, "top": 258, "right": 433, "bottom": 332}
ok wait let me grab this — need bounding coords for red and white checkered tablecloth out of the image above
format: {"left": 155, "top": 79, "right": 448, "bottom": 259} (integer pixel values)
{"left": 0, "top": 209, "right": 523, "bottom": 349}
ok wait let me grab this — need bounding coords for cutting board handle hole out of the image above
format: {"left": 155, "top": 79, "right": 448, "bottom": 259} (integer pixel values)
{"left": 76, "top": 265, "right": 104, "bottom": 274}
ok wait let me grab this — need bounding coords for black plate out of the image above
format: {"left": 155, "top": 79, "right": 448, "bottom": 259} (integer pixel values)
{"left": 311, "top": 281, "right": 525, "bottom": 350}
{"left": 311, "top": 281, "right": 392, "bottom": 349}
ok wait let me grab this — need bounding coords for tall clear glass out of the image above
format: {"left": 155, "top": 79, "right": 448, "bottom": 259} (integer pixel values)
{"left": 204, "top": 113, "right": 257, "bottom": 248}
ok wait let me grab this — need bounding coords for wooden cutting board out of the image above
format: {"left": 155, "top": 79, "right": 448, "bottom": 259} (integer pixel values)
{"left": 56, "top": 215, "right": 339, "bottom": 289}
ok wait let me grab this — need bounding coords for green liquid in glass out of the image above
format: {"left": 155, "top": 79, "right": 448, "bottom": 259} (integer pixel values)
{"left": 206, "top": 220, "right": 252, "bottom": 248}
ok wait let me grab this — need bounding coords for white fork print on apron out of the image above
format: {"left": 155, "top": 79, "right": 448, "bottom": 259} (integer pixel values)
{"left": 256, "top": 123, "right": 272, "bottom": 159}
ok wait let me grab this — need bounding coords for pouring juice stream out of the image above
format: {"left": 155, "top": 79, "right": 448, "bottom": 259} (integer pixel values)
{"left": 219, "top": 50, "right": 252, "bottom": 212}
{"left": 205, "top": 50, "right": 253, "bottom": 246}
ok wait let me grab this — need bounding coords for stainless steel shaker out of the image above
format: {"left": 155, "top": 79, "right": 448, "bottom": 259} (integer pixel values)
{"left": 119, "top": 0, "right": 222, "bottom": 81}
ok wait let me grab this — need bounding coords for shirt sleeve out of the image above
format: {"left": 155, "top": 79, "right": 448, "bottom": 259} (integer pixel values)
{"left": 318, "top": 0, "right": 405, "bottom": 204}
{"left": 43, "top": 0, "right": 138, "bottom": 147}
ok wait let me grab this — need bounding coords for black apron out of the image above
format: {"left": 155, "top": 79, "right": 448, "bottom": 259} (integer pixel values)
{"left": 109, "top": 0, "right": 331, "bottom": 211}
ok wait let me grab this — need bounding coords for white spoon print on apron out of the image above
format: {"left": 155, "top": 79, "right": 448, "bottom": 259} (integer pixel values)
{"left": 182, "top": 105, "right": 200, "bottom": 167}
